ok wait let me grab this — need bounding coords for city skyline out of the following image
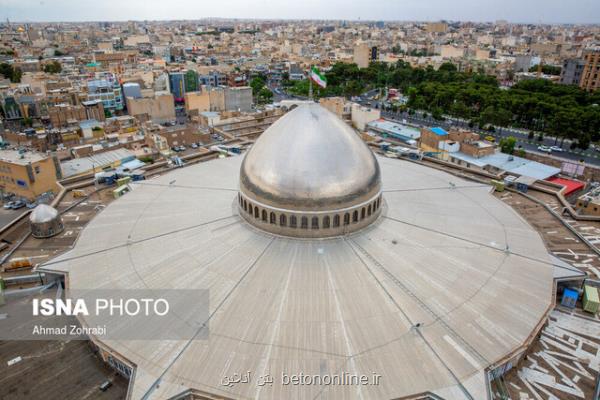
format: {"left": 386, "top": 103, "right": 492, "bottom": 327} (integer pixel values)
{"left": 1, "top": 0, "right": 600, "bottom": 24}
{"left": 1, "top": 2, "right": 600, "bottom": 399}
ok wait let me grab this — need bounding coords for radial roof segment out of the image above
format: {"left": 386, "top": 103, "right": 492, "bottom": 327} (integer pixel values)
{"left": 42, "top": 149, "right": 557, "bottom": 400}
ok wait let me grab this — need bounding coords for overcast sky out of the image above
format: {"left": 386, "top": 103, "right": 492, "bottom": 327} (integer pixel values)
{"left": 1, "top": 0, "right": 599, "bottom": 24}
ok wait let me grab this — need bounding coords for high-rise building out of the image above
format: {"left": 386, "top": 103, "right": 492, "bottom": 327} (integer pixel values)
{"left": 426, "top": 21, "right": 448, "bottom": 33}
{"left": 127, "top": 91, "right": 176, "bottom": 122}
{"left": 580, "top": 48, "right": 600, "bottom": 92}
{"left": 354, "top": 44, "right": 378, "bottom": 68}
{"left": 87, "top": 73, "right": 123, "bottom": 113}
{"left": 513, "top": 54, "right": 533, "bottom": 72}
{"left": 560, "top": 59, "right": 585, "bottom": 86}
{"left": 223, "top": 86, "right": 252, "bottom": 112}
{"left": 168, "top": 72, "right": 186, "bottom": 101}
{"left": 354, "top": 44, "right": 369, "bottom": 68}
{"left": 122, "top": 82, "right": 142, "bottom": 99}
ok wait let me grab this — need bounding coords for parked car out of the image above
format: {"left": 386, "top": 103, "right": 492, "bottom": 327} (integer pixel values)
{"left": 537, "top": 145, "right": 552, "bottom": 154}
{"left": 3, "top": 201, "right": 15, "bottom": 210}
{"left": 99, "top": 380, "right": 112, "bottom": 392}
{"left": 484, "top": 135, "right": 496, "bottom": 143}
{"left": 11, "top": 200, "right": 25, "bottom": 209}
{"left": 550, "top": 146, "right": 564, "bottom": 152}
{"left": 191, "top": 143, "right": 198, "bottom": 149}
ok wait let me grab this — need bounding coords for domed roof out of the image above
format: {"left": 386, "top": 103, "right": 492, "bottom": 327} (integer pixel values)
{"left": 29, "top": 204, "right": 59, "bottom": 224}
{"left": 240, "top": 103, "right": 381, "bottom": 211}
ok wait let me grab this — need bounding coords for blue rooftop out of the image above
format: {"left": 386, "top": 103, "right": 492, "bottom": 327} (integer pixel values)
{"left": 430, "top": 127, "right": 448, "bottom": 136}
{"left": 563, "top": 288, "right": 578, "bottom": 299}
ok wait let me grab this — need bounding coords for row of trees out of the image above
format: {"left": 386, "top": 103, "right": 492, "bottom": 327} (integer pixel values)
{"left": 528, "top": 64, "right": 562, "bottom": 75}
{"left": 283, "top": 61, "right": 600, "bottom": 148}
{"left": 406, "top": 72, "right": 600, "bottom": 149}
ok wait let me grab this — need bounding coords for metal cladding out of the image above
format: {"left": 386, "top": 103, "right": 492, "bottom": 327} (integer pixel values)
{"left": 41, "top": 154, "right": 557, "bottom": 400}
{"left": 29, "top": 204, "right": 64, "bottom": 238}
{"left": 239, "top": 103, "right": 382, "bottom": 237}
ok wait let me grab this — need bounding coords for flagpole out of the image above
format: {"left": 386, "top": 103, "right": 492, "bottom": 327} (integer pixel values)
{"left": 308, "top": 65, "right": 313, "bottom": 101}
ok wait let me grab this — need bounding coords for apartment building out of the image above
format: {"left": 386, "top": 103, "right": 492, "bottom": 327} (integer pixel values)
{"left": 126, "top": 91, "right": 175, "bottom": 122}
{"left": 560, "top": 59, "right": 585, "bottom": 86}
{"left": 0, "top": 149, "right": 62, "bottom": 200}
{"left": 87, "top": 74, "right": 124, "bottom": 112}
{"left": 353, "top": 44, "right": 378, "bottom": 68}
{"left": 48, "top": 100, "right": 105, "bottom": 127}
{"left": 580, "top": 48, "right": 600, "bottom": 91}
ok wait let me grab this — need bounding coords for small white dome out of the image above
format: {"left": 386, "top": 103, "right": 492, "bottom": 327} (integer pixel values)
{"left": 29, "top": 204, "right": 59, "bottom": 224}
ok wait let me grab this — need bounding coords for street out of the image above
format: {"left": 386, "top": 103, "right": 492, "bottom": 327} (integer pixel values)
{"left": 270, "top": 86, "right": 600, "bottom": 166}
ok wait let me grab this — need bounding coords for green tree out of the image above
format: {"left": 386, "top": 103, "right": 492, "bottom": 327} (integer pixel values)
{"left": 257, "top": 87, "right": 273, "bottom": 104}
{"left": 578, "top": 134, "right": 591, "bottom": 150}
{"left": 0, "top": 63, "right": 21, "bottom": 82}
{"left": 499, "top": 136, "right": 517, "bottom": 154}
{"left": 278, "top": 60, "right": 598, "bottom": 144}
{"left": 250, "top": 76, "right": 267, "bottom": 97}
{"left": 431, "top": 108, "right": 444, "bottom": 120}
{"left": 184, "top": 70, "right": 199, "bottom": 92}
{"left": 43, "top": 61, "right": 62, "bottom": 74}
{"left": 438, "top": 62, "right": 457, "bottom": 73}
{"left": 528, "top": 64, "right": 561, "bottom": 75}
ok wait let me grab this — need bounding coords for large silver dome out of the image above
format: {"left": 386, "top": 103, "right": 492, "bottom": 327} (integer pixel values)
{"left": 239, "top": 103, "right": 382, "bottom": 237}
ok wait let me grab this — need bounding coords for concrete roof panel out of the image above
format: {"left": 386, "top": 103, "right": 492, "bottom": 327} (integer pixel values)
{"left": 41, "top": 153, "right": 555, "bottom": 400}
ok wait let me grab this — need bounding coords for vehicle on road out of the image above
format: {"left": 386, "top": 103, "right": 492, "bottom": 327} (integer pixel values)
{"left": 3, "top": 201, "right": 15, "bottom": 209}
{"left": 484, "top": 135, "right": 496, "bottom": 143}
{"left": 550, "top": 146, "right": 564, "bottom": 152}
{"left": 537, "top": 145, "right": 552, "bottom": 154}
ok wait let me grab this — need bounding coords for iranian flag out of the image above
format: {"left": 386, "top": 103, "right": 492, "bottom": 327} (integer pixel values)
{"left": 310, "top": 66, "right": 327, "bottom": 88}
